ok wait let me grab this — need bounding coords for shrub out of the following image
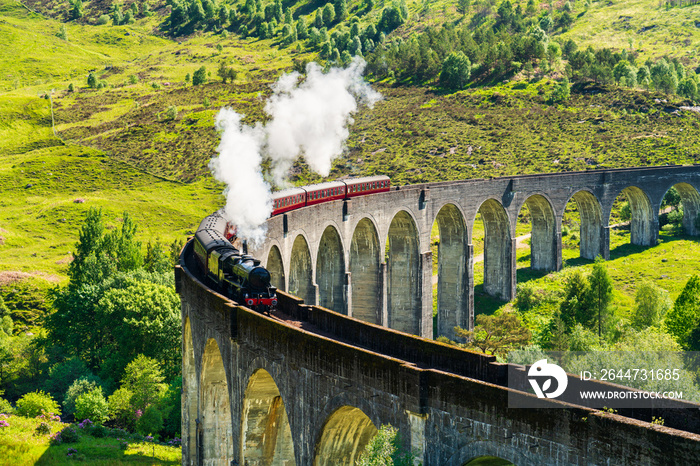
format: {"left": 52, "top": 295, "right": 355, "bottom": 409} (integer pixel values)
{"left": 59, "top": 424, "right": 80, "bottom": 443}
{"left": 136, "top": 405, "right": 163, "bottom": 436}
{"left": 0, "top": 397, "right": 14, "bottom": 414}
{"left": 16, "top": 391, "right": 60, "bottom": 418}
{"left": 97, "top": 14, "right": 110, "bottom": 25}
{"left": 192, "top": 66, "right": 207, "bottom": 85}
{"left": 108, "top": 387, "right": 135, "bottom": 429}
{"left": 165, "top": 106, "right": 178, "bottom": 121}
{"left": 91, "top": 424, "right": 107, "bottom": 438}
{"left": 440, "top": 52, "right": 471, "bottom": 90}
{"left": 75, "top": 388, "right": 109, "bottom": 425}
{"left": 35, "top": 422, "right": 52, "bottom": 435}
{"left": 64, "top": 377, "right": 101, "bottom": 417}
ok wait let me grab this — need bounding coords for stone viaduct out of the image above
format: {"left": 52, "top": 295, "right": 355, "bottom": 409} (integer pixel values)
{"left": 177, "top": 165, "right": 700, "bottom": 466}
{"left": 251, "top": 164, "right": 700, "bottom": 340}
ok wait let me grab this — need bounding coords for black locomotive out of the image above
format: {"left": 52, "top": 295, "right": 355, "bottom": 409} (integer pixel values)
{"left": 193, "top": 212, "right": 277, "bottom": 313}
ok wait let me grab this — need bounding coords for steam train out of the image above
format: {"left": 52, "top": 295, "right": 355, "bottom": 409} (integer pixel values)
{"left": 193, "top": 176, "right": 391, "bottom": 312}
{"left": 193, "top": 213, "right": 278, "bottom": 313}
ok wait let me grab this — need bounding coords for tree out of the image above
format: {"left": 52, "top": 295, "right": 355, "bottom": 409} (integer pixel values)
{"left": 650, "top": 59, "right": 678, "bottom": 94}
{"left": 96, "top": 278, "right": 181, "bottom": 380}
{"left": 322, "top": 3, "right": 335, "bottom": 25}
{"left": 665, "top": 275, "right": 700, "bottom": 348}
{"left": 217, "top": 61, "right": 237, "bottom": 83}
{"left": 455, "top": 312, "right": 531, "bottom": 357}
{"left": 108, "top": 387, "right": 135, "bottom": 429}
{"left": 439, "top": 51, "right": 471, "bottom": 90}
{"left": 559, "top": 269, "right": 592, "bottom": 330}
{"left": 87, "top": 72, "right": 97, "bottom": 89}
{"left": 550, "top": 77, "right": 570, "bottom": 103}
{"left": 314, "top": 8, "right": 324, "bottom": 28}
{"left": 43, "top": 357, "right": 93, "bottom": 401}
{"left": 192, "top": 66, "right": 207, "bottom": 85}
{"left": 121, "top": 355, "right": 167, "bottom": 413}
{"left": 588, "top": 256, "right": 613, "bottom": 338}
{"left": 333, "top": 0, "right": 348, "bottom": 20}
{"left": 70, "top": 0, "right": 84, "bottom": 19}
{"left": 631, "top": 281, "right": 671, "bottom": 330}
{"left": 75, "top": 387, "right": 109, "bottom": 424}
{"left": 63, "top": 376, "right": 102, "bottom": 417}
{"left": 678, "top": 77, "right": 698, "bottom": 100}
{"left": 48, "top": 212, "right": 180, "bottom": 385}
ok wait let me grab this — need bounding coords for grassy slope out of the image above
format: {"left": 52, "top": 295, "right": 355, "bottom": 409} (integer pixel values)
{"left": 0, "top": 415, "right": 180, "bottom": 465}
{"left": 333, "top": 81, "right": 700, "bottom": 185}
{"left": 562, "top": 0, "right": 700, "bottom": 65}
{"left": 1, "top": 0, "right": 699, "bottom": 304}
{"left": 0, "top": 95, "right": 222, "bottom": 281}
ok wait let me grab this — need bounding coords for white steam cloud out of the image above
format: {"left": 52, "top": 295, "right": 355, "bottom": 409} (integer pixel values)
{"left": 209, "top": 58, "right": 381, "bottom": 244}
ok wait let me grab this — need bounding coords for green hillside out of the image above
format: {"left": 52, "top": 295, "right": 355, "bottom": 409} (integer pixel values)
{"left": 0, "top": 0, "right": 698, "bottom": 316}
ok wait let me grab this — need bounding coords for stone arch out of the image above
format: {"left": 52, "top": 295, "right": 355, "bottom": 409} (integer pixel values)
{"left": 446, "top": 440, "right": 537, "bottom": 466}
{"left": 661, "top": 182, "right": 700, "bottom": 236}
{"left": 567, "top": 190, "right": 604, "bottom": 260}
{"left": 612, "top": 186, "right": 656, "bottom": 247}
{"left": 267, "top": 245, "right": 285, "bottom": 292}
{"left": 241, "top": 369, "right": 296, "bottom": 466}
{"left": 289, "top": 234, "right": 315, "bottom": 304}
{"left": 387, "top": 210, "right": 421, "bottom": 335}
{"left": 182, "top": 318, "right": 197, "bottom": 466}
{"left": 518, "top": 194, "right": 557, "bottom": 271}
{"left": 317, "top": 225, "right": 346, "bottom": 314}
{"left": 477, "top": 199, "right": 514, "bottom": 301}
{"left": 350, "top": 217, "right": 382, "bottom": 324}
{"left": 200, "top": 338, "right": 233, "bottom": 465}
{"left": 313, "top": 406, "right": 378, "bottom": 466}
{"left": 433, "top": 203, "right": 470, "bottom": 340}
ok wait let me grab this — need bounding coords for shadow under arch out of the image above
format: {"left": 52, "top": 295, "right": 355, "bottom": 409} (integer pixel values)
{"left": 387, "top": 210, "right": 421, "bottom": 335}
{"left": 433, "top": 203, "right": 470, "bottom": 340}
{"left": 612, "top": 186, "right": 656, "bottom": 247}
{"left": 267, "top": 244, "right": 285, "bottom": 292}
{"left": 313, "top": 406, "right": 378, "bottom": 466}
{"left": 519, "top": 194, "right": 557, "bottom": 272}
{"left": 200, "top": 338, "right": 233, "bottom": 465}
{"left": 182, "top": 318, "right": 197, "bottom": 466}
{"left": 567, "top": 190, "right": 604, "bottom": 260}
{"left": 477, "top": 199, "right": 513, "bottom": 301}
{"left": 241, "top": 368, "right": 296, "bottom": 466}
{"left": 290, "top": 234, "right": 315, "bottom": 305}
{"left": 446, "top": 440, "right": 536, "bottom": 466}
{"left": 317, "top": 225, "right": 346, "bottom": 314}
{"left": 463, "top": 456, "right": 515, "bottom": 466}
{"left": 662, "top": 182, "right": 700, "bottom": 236}
{"left": 350, "top": 217, "right": 382, "bottom": 324}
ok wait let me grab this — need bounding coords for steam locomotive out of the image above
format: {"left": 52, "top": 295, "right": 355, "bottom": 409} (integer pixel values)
{"left": 193, "top": 176, "right": 391, "bottom": 312}
{"left": 193, "top": 212, "right": 278, "bottom": 313}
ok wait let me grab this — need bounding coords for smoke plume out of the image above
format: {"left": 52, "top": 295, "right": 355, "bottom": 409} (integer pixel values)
{"left": 209, "top": 58, "right": 381, "bottom": 244}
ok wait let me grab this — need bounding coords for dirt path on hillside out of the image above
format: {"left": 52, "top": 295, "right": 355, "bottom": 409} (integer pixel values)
{"left": 0, "top": 271, "right": 62, "bottom": 286}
